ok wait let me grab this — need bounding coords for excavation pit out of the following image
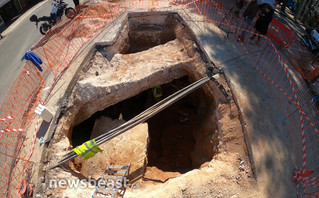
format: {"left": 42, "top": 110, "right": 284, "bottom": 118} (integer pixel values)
{"left": 120, "top": 14, "right": 177, "bottom": 54}
{"left": 63, "top": 12, "right": 221, "bottom": 182}
{"left": 70, "top": 76, "right": 218, "bottom": 180}
{"left": 46, "top": 11, "right": 252, "bottom": 197}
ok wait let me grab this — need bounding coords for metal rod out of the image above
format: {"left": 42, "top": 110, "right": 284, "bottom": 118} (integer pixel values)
{"left": 50, "top": 76, "right": 211, "bottom": 169}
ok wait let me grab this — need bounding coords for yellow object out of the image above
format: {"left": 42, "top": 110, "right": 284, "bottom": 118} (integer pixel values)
{"left": 73, "top": 139, "right": 103, "bottom": 160}
{"left": 153, "top": 85, "right": 162, "bottom": 98}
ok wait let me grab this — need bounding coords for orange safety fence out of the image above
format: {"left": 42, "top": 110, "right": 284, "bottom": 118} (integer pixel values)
{"left": 268, "top": 18, "right": 296, "bottom": 49}
{"left": 0, "top": 0, "right": 318, "bottom": 197}
{"left": 188, "top": 1, "right": 319, "bottom": 196}
{"left": 294, "top": 45, "right": 319, "bottom": 82}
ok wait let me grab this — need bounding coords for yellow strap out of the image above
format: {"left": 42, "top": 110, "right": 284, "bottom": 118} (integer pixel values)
{"left": 153, "top": 85, "right": 162, "bottom": 98}
{"left": 73, "top": 139, "right": 102, "bottom": 160}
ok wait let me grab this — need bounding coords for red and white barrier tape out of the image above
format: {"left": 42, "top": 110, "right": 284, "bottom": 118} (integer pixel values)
{"left": 293, "top": 168, "right": 319, "bottom": 197}
{"left": 0, "top": 115, "right": 13, "bottom": 122}
{"left": 26, "top": 116, "right": 41, "bottom": 162}
{"left": 23, "top": 70, "right": 30, "bottom": 76}
{"left": 267, "top": 42, "right": 308, "bottom": 193}
{"left": 0, "top": 128, "right": 25, "bottom": 133}
{"left": 230, "top": 16, "right": 316, "bottom": 195}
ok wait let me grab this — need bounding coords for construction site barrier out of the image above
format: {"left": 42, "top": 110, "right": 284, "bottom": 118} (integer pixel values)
{"left": 0, "top": 0, "right": 318, "bottom": 197}
{"left": 293, "top": 44, "right": 319, "bottom": 82}
{"left": 268, "top": 18, "right": 296, "bottom": 49}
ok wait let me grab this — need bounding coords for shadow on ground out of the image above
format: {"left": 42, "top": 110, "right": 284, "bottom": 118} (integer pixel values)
{"left": 190, "top": 14, "right": 297, "bottom": 197}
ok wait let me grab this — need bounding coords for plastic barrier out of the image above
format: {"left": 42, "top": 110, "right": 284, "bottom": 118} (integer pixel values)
{"left": 294, "top": 47, "right": 319, "bottom": 82}
{"left": 0, "top": 0, "right": 318, "bottom": 197}
{"left": 268, "top": 18, "right": 296, "bottom": 48}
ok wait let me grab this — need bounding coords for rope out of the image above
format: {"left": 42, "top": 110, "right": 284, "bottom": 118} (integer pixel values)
{"left": 0, "top": 116, "right": 14, "bottom": 122}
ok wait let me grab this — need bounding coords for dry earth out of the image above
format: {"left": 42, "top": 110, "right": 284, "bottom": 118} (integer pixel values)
{"left": 38, "top": 11, "right": 263, "bottom": 198}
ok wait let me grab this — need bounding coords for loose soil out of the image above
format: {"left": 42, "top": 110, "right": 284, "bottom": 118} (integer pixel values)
{"left": 42, "top": 11, "right": 260, "bottom": 198}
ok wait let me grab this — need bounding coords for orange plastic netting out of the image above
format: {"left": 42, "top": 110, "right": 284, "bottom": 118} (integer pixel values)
{"left": 0, "top": 0, "right": 318, "bottom": 197}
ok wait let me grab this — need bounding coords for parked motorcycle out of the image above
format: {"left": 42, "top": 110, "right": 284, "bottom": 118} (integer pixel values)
{"left": 30, "top": 0, "right": 76, "bottom": 35}
{"left": 302, "top": 27, "right": 319, "bottom": 56}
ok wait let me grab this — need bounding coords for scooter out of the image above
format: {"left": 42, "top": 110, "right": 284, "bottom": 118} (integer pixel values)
{"left": 302, "top": 27, "right": 319, "bottom": 56}
{"left": 30, "top": 0, "right": 76, "bottom": 35}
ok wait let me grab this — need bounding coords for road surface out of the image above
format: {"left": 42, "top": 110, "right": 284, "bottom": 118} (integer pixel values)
{"left": 0, "top": 0, "right": 75, "bottom": 103}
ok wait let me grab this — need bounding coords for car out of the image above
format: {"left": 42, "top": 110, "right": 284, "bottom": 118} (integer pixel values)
{"left": 287, "top": 0, "right": 295, "bottom": 11}
{"left": 276, "top": 0, "right": 296, "bottom": 11}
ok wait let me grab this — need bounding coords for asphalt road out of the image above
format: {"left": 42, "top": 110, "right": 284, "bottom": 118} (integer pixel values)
{"left": 0, "top": 0, "right": 75, "bottom": 103}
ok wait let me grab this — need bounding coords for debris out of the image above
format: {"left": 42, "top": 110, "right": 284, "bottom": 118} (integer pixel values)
{"left": 239, "top": 160, "right": 245, "bottom": 171}
{"left": 40, "top": 137, "right": 44, "bottom": 145}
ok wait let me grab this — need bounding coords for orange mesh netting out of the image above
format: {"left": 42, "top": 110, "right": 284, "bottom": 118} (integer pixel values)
{"left": 0, "top": 0, "right": 318, "bottom": 197}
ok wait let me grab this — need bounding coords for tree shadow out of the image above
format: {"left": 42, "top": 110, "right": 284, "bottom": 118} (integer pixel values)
{"left": 183, "top": 3, "right": 298, "bottom": 196}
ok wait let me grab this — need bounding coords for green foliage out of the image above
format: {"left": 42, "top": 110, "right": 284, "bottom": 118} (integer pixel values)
{"left": 295, "top": 0, "right": 300, "bottom": 10}
{"left": 306, "top": 15, "right": 319, "bottom": 28}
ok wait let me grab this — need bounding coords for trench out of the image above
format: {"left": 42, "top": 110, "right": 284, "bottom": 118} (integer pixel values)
{"left": 71, "top": 76, "right": 218, "bottom": 176}
{"left": 68, "top": 12, "right": 219, "bottom": 181}
{"left": 120, "top": 22, "right": 176, "bottom": 54}
{"left": 147, "top": 77, "right": 205, "bottom": 173}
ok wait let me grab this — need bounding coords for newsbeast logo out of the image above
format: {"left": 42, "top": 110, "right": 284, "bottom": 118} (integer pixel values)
{"left": 47, "top": 176, "right": 133, "bottom": 189}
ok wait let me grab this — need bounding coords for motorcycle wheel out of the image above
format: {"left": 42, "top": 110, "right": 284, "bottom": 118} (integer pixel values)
{"left": 311, "top": 48, "right": 319, "bottom": 55}
{"left": 301, "top": 35, "right": 308, "bottom": 46}
{"left": 65, "top": 7, "right": 76, "bottom": 19}
{"left": 40, "top": 24, "right": 51, "bottom": 35}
